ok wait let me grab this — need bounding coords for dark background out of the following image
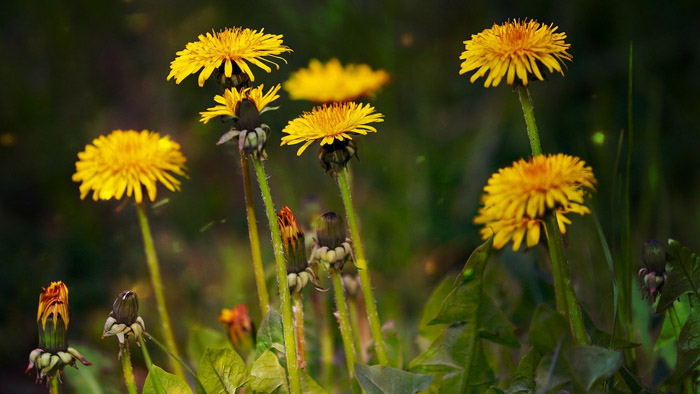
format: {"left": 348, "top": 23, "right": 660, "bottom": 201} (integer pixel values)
{"left": 2, "top": 0, "right": 700, "bottom": 391}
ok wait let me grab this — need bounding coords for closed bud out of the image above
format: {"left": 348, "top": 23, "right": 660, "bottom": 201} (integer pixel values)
{"left": 112, "top": 291, "right": 139, "bottom": 326}
{"left": 215, "top": 62, "right": 250, "bottom": 90}
{"left": 639, "top": 240, "right": 668, "bottom": 300}
{"left": 278, "top": 206, "right": 308, "bottom": 274}
{"left": 316, "top": 212, "right": 347, "bottom": 249}
{"left": 319, "top": 139, "right": 357, "bottom": 175}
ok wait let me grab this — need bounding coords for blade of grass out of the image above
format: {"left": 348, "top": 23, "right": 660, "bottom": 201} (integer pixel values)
{"left": 590, "top": 206, "right": 619, "bottom": 348}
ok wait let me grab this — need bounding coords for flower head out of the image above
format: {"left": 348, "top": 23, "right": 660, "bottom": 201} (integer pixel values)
{"left": 278, "top": 206, "right": 308, "bottom": 275}
{"left": 459, "top": 19, "right": 572, "bottom": 87}
{"left": 284, "top": 59, "right": 390, "bottom": 103}
{"left": 37, "top": 281, "right": 69, "bottom": 333}
{"left": 281, "top": 102, "right": 383, "bottom": 156}
{"left": 72, "top": 130, "right": 187, "bottom": 204}
{"left": 200, "top": 84, "right": 281, "bottom": 124}
{"left": 102, "top": 291, "right": 146, "bottom": 348}
{"left": 218, "top": 304, "right": 253, "bottom": 347}
{"left": 474, "top": 154, "right": 596, "bottom": 250}
{"left": 310, "top": 212, "right": 353, "bottom": 272}
{"left": 168, "top": 27, "right": 291, "bottom": 87}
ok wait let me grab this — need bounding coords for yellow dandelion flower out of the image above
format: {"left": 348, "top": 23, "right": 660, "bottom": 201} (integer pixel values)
{"left": 168, "top": 27, "right": 292, "bottom": 87}
{"left": 72, "top": 130, "right": 187, "bottom": 204}
{"left": 459, "top": 19, "right": 572, "bottom": 87}
{"left": 200, "top": 84, "right": 281, "bottom": 124}
{"left": 284, "top": 58, "right": 390, "bottom": 103}
{"left": 473, "top": 154, "right": 596, "bottom": 250}
{"left": 37, "top": 281, "right": 69, "bottom": 330}
{"left": 281, "top": 102, "right": 383, "bottom": 156}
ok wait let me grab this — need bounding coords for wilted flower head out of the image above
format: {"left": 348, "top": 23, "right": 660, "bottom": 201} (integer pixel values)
{"left": 474, "top": 154, "right": 596, "bottom": 250}
{"left": 284, "top": 59, "right": 390, "bottom": 103}
{"left": 639, "top": 240, "right": 668, "bottom": 300}
{"left": 218, "top": 304, "right": 253, "bottom": 347}
{"left": 72, "top": 130, "right": 187, "bottom": 204}
{"left": 27, "top": 282, "right": 91, "bottom": 384}
{"left": 459, "top": 19, "right": 572, "bottom": 87}
{"left": 102, "top": 291, "right": 146, "bottom": 349}
{"left": 168, "top": 27, "right": 292, "bottom": 87}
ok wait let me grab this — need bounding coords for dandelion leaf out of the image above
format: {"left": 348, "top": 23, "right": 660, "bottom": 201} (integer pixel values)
{"left": 248, "top": 349, "right": 289, "bottom": 394}
{"left": 355, "top": 363, "right": 433, "bottom": 394}
{"left": 670, "top": 307, "right": 700, "bottom": 382}
{"left": 143, "top": 365, "right": 192, "bottom": 394}
{"left": 197, "top": 347, "right": 248, "bottom": 393}
{"left": 256, "top": 309, "right": 285, "bottom": 356}
{"left": 657, "top": 239, "right": 700, "bottom": 313}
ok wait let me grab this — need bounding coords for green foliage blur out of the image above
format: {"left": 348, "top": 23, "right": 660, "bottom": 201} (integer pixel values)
{"left": 2, "top": 0, "right": 700, "bottom": 392}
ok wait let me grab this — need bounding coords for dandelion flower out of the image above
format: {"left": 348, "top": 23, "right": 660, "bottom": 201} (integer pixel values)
{"left": 199, "top": 84, "right": 280, "bottom": 124}
{"left": 459, "top": 19, "right": 572, "bottom": 87}
{"left": 281, "top": 102, "right": 383, "bottom": 156}
{"left": 168, "top": 27, "right": 292, "bottom": 87}
{"left": 284, "top": 59, "right": 390, "bottom": 103}
{"left": 474, "top": 154, "right": 596, "bottom": 250}
{"left": 72, "top": 130, "right": 187, "bottom": 204}
{"left": 37, "top": 281, "right": 70, "bottom": 330}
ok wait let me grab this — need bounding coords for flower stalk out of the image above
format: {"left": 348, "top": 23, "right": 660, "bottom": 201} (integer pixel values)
{"left": 292, "top": 293, "right": 307, "bottom": 370}
{"left": 332, "top": 271, "right": 357, "bottom": 377}
{"left": 135, "top": 203, "right": 186, "bottom": 380}
{"left": 336, "top": 169, "right": 389, "bottom": 365}
{"left": 347, "top": 296, "right": 366, "bottom": 363}
{"left": 121, "top": 342, "right": 138, "bottom": 394}
{"left": 516, "top": 85, "right": 542, "bottom": 156}
{"left": 240, "top": 154, "right": 270, "bottom": 316}
{"left": 251, "top": 155, "right": 302, "bottom": 394}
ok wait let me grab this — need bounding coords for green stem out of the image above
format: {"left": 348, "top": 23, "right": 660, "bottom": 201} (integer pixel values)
{"left": 516, "top": 85, "right": 543, "bottom": 156}
{"left": 348, "top": 296, "right": 365, "bottom": 363}
{"left": 240, "top": 154, "right": 270, "bottom": 317}
{"left": 49, "top": 378, "right": 59, "bottom": 394}
{"left": 139, "top": 336, "right": 153, "bottom": 371}
{"left": 145, "top": 333, "right": 206, "bottom": 394}
{"left": 251, "top": 156, "right": 302, "bottom": 394}
{"left": 135, "top": 203, "right": 186, "bottom": 380}
{"left": 336, "top": 169, "right": 389, "bottom": 365}
{"left": 121, "top": 342, "right": 138, "bottom": 394}
{"left": 544, "top": 212, "right": 589, "bottom": 345}
{"left": 292, "top": 292, "right": 307, "bottom": 370}
{"left": 332, "top": 271, "right": 357, "bottom": 377}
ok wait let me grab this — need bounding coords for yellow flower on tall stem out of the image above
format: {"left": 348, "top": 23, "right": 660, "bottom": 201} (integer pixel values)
{"left": 474, "top": 154, "right": 596, "bottom": 250}
{"left": 168, "top": 27, "right": 292, "bottom": 87}
{"left": 72, "top": 129, "right": 187, "bottom": 380}
{"left": 284, "top": 59, "right": 390, "bottom": 103}
{"left": 281, "top": 102, "right": 383, "bottom": 156}
{"left": 459, "top": 19, "right": 572, "bottom": 88}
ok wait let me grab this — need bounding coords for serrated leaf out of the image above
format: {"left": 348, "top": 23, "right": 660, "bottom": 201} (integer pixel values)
{"left": 256, "top": 310, "right": 285, "bottom": 357}
{"left": 198, "top": 347, "right": 248, "bottom": 393}
{"left": 502, "top": 347, "right": 541, "bottom": 394}
{"left": 417, "top": 278, "right": 453, "bottom": 344}
{"left": 355, "top": 363, "right": 433, "bottom": 394}
{"left": 478, "top": 294, "right": 519, "bottom": 348}
{"left": 188, "top": 326, "right": 230, "bottom": 369}
{"left": 657, "top": 239, "right": 700, "bottom": 313}
{"left": 566, "top": 346, "right": 622, "bottom": 391}
{"left": 671, "top": 307, "right": 700, "bottom": 381}
{"left": 248, "top": 350, "right": 288, "bottom": 394}
{"left": 528, "top": 305, "right": 569, "bottom": 354}
{"left": 300, "top": 370, "right": 327, "bottom": 394}
{"left": 143, "top": 365, "right": 192, "bottom": 394}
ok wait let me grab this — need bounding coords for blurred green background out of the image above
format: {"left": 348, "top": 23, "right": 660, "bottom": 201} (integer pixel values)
{"left": 2, "top": 0, "right": 700, "bottom": 391}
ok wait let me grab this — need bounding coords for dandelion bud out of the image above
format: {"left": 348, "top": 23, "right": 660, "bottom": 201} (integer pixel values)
{"left": 278, "top": 206, "right": 309, "bottom": 274}
{"left": 639, "top": 240, "right": 668, "bottom": 300}
{"left": 318, "top": 139, "right": 358, "bottom": 175}
{"left": 215, "top": 62, "right": 250, "bottom": 90}
{"left": 112, "top": 291, "right": 139, "bottom": 326}
{"left": 316, "top": 212, "right": 347, "bottom": 249}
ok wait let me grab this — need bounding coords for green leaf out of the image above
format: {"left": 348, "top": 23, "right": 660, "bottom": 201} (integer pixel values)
{"left": 657, "top": 239, "right": 700, "bottom": 313}
{"left": 655, "top": 299, "right": 690, "bottom": 352}
{"left": 671, "top": 307, "right": 700, "bottom": 381}
{"left": 528, "top": 305, "right": 569, "bottom": 354}
{"left": 417, "top": 278, "right": 453, "bottom": 346}
{"left": 501, "top": 347, "right": 541, "bottom": 394}
{"left": 256, "top": 310, "right": 285, "bottom": 356}
{"left": 300, "top": 370, "right": 327, "bottom": 394}
{"left": 143, "top": 365, "right": 192, "bottom": 394}
{"left": 566, "top": 346, "right": 622, "bottom": 391}
{"left": 478, "top": 294, "right": 519, "bottom": 348}
{"left": 188, "top": 326, "right": 230, "bottom": 369}
{"left": 198, "top": 347, "right": 248, "bottom": 393}
{"left": 355, "top": 363, "right": 433, "bottom": 394}
{"left": 248, "top": 350, "right": 288, "bottom": 394}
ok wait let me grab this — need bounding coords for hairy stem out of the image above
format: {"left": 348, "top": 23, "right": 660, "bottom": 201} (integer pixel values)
{"left": 336, "top": 169, "right": 389, "bottom": 365}
{"left": 135, "top": 203, "right": 186, "bottom": 380}
{"left": 348, "top": 296, "right": 365, "bottom": 363}
{"left": 121, "top": 342, "right": 138, "bottom": 394}
{"left": 516, "top": 85, "right": 543, "bottom": 156}
{"left": 251, "top": 156, "right": 302, "bottom": 394}
{"left": 292, "top": 292, "right": 307, "bottom": 370}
